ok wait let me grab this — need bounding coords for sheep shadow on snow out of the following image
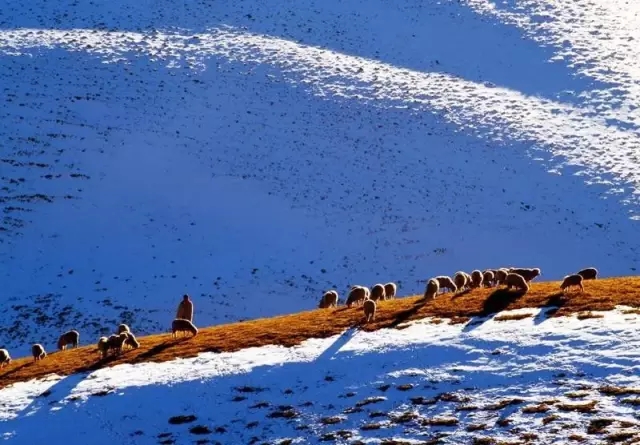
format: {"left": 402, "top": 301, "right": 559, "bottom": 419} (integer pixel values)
{"left": 462, "top": 288, "right": 528, "bottom": 332}
{"left": 5, "top": 326, "right": 623, "bottom": 445}
{"left": 12, "top": 371, "right": 88, "bottom": 419}
{"left": 533, "top": 292, "right": 569, "bottom": 325}
{"left": 129, "top": 338, "right": 188, "bottom": 364}
{"left": 383, "top": 297, "right": 431, "bottom": 329}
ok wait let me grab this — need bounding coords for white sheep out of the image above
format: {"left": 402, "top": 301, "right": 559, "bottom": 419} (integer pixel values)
{"left": 504, "top": 273, "right": 530, "bottom": 293}
{"left": 495, "top": 269, "right": 508, "bottom": 285}
{"left": 576, "top": 267, "right": 598, "bottom": 280}
{"left": 370, "top": 284, "right": 386, "bottom": 301}
{"left": 363, "top": 299, "right": 377, "bottom": 323}
{"left": 346, "top": 286, "right": 368, "bottom": 307}
{"left": 509, "top": 268, "right": 541, "bottom": 282}
{"left": 318, "top": 290, "right": 339, "bottom": 308}
{"left": 117, "top": 324, "right": 131, "bottom": 335}
{"left": 560, "top": 274, "right": 584, "bottom": 293}
{"left": 434, "top": 276, "right": 457, "bottom": 294}
{"left": 0, "top": 349, "right": 11, "bottom": 368}
{"left": 97, "top": 336, "right": 110, "bottom": 358}
{"left": 470, "top": 270, "right": 484, "bottom": 288}
{"left": 172, "top": 318, "right": 198, "bottom": 338}
{"left": 57, "top": 330, "right": 80, "bottom": 351}
{"left": 423, "top": 278, "right": 440, "bottom": 300}
{"left": 124, "top": 332, "right": 140, "bottom": 349}
{"left": 483, "top": 270, "right": 495, "bottom": 287}
{"left": 31, "top": 344, "right": 46, "bottom": 362}
{"left": 453, "top": 272, "right": 468, "bottom": 292}
{"left": 384, "top": 282, "right": 397, "bottom": 299}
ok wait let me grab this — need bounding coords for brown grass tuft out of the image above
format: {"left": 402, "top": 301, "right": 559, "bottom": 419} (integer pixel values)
{"left": 565, "top": 391, "right": 590, "bottom": 399}
{"left": 557, "top": 401, "right": 598, "bottom": 413}
{"left": 576, "top": 311, "right": 604, "bottom": 320}
{"left": 320, "top": 416, "right": 343, "bottom": 425}
{"left": 605, "top": 432, "right": 635, "bottom": 443}
{"left": 587, "top": 418, "right": 615, "bottom": 434}
{"left": 360, "top": 422, "right": 384, "bottom": 431}
{"left": 1, "top": 276, "right": 639, "bottom": 389}
{"left": 522, "top": 404, "right": 551, "bottom": 414}
{"left": 485, "top": 398, "right": 525, "bottom": 410}
{"left": 599, "top": 386, "right": 640, "bottom": 396}
{"left": 421, "top": 417, "right": 459, "bottom": 426}
{"left": 494, "top": 313, "right": 534, "bottom": 322}
{"left": 542, "top": 414, "right": 560, "bottom": 425}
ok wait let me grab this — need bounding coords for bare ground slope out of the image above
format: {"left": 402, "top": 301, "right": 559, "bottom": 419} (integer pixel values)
{"left": 1, "top": 275, "right": 638, "bottom": 390}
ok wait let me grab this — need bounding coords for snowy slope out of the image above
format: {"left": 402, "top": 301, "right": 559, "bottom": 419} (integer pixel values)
{"left": 2, "top": 0, "right": 640, "bottom": 355}
{"left": 2, "top": 309, "right": 640, "bottom": 444}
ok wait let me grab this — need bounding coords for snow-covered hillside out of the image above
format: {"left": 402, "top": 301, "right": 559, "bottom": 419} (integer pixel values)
{"left": 3, "top": 309, "right": 640, "bottom": 444}
{"left": 2, "top": 0, "right": 640, "bottom": 354}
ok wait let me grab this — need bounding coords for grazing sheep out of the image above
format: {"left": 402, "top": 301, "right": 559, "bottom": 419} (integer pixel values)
{"left": 509, "top": 268, "right": 541, "bottom": 282}
{"left": 363, "top": 299, "right": 377, "bottom": 323}
{"left": 370, "top": 284, "right": 386, "bottom": 301}
{"left": 423, "top": 278, "right": 440, "bottom": 300}
{"left": 111, "top": 333, "right": 129, "bottom": 354}
{"left": 318, "top": 290, "right": 339, "bottom": 309}
{"left": 124, "top": 332, "right": 140, "bottom": 349}
{"left": 462, "top": 272, "right": 473, "bottom": 287}
{"left": 434, "top": 276, "right": 457, "bottom": 294}
{"left": 483, "top": 270, "right": 495, "bottom": 287}
{"left": 561, "top": 274, "right": 584, "bottom": 293}
{"left": 346, "top": 286, "right": 368, "bottom": 307}
{"left": 117, "top": 323, "right": 131, "bottom": 334}
{"left": 470, "top": 270, "right": 484, "bottom": 288}
{"left": 383, "top": 282, "right": 397, "bottom": 299}
{"left": 172, "top": 318, "right": 198, "bottom": 338}
{"left": 106, "top": 334, "right": 121, "bottom": 355}
{"left": 57, "top": 330, "right": 80, "bottom": 351}
{"left": 318, "top": 290, "right": 337, "bottom": 308}
{"left": 0, "top": 349, "right": 11, "bottom": 368}
{"left": 31, "top": 344, "right": 46, "bottom": 362}
{"left": 494, "top": 269, "right": 508, "bottom": 286}
{"left": 97, "top": 337, "right": 110, "bottom": 358}
{"left": 504, "top": 273, "right": 530, "bottom": 293}
{"left": 453, "top": 272, "right": 468, "bottom": 291}
{"left": 577, "top": 267, "right": 598, "bottom": 280}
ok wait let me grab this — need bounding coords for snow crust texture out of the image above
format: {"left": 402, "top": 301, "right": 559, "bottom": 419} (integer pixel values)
{"left": 2, "top": 309, "right": 640, "bottom": 444}
{"left": 1, "top": 0, "right": 640, "bottom": 355}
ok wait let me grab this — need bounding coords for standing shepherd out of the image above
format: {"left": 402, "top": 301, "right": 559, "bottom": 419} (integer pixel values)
{"left": 176, "top": 294, "right": 194, "bottom": 322}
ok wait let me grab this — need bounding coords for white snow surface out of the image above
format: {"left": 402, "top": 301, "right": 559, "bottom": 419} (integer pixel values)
{"left": 2, "top": 309, "right": 640, "bottom": 444}
{"left": 2, "top": 0, "right": 640, "bottom": 356}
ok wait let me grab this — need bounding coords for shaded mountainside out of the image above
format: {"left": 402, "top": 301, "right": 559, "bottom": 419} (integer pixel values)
{"left": 2, "top": 0, "right": 640, "bottom": 357}
{"left": 1, "top": 275, "right": 640, "bottom": 390}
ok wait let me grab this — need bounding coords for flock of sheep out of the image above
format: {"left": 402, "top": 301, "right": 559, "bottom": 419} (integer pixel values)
{"left": 0, "top": 318, "right": 200, "bottom": 369}
{"left": 0, "top": 267, "right": 599, "bottom": 369}
{"left": 318, "top": 267, "right": 599, "bottom": 322}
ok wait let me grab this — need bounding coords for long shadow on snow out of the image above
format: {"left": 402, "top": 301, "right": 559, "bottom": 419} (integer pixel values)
{"left": 533, "top": 293, "right": 569, "bottom": 325}
{"left": 5, "top": 322, "right": 625, "bottom": 441}
{"left": 9, "top": 371, "right": 88, "bottom": 419}
{"left": 462, "top": 288, "right": 527, "bottom": 332}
